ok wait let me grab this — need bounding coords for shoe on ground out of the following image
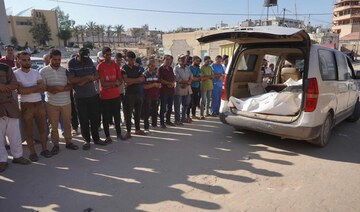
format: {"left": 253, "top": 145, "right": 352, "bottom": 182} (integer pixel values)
{"left": 117, "top": 134, "right": 126, "bottom": 140}
{"left": 135, "top": 130, "right": 146, "bottom": 136}
{"left": 51, "top": 145, "right": 60, "bottom": 155}
{"left": 200, "top": 116, "right": 206, "bottom": 120}
{"left": 83, "top": 142, "right": 91, "bottom": 150}
{"left": 12, "top": 157, "right": 31, "bottom": 165}
{"left": 192, "top": 115, "right": 199, "bottom": 120}
{"left": 94, "top": 139, "right": 107, "bottom": 146}
{"left": 29, "top": 153, "right": 39, "bottom": 162}
{"left": 160, "top": 124, "right": 167, "bottom": 129}
{"left": 124, "top": 132, "right": 132, "bottom": 139}
{"left": 166, "top": 122, "right": 175, "bottom": 126}
{"left": 65, "top": 143, "right": 79, "bottom": 150}
{"left": 40, "top": 150, "right": 52, "bottom": 158}
{"left": 71, "top": 129, "right": 79, "bottom": 136}
{"left": 105, "top": 137, "right": 113, "bottom": 144}
{"left": 0, "top": 162, "right": 8, "bottom": 172}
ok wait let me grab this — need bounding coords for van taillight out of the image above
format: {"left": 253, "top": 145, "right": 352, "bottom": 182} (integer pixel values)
{"left": 221, "top": 74, "right": 227, "bottom": 100}
{"left": 304, "top": 77, "right": 319, "bottom": 112}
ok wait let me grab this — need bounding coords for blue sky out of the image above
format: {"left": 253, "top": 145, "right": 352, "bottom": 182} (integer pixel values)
{"left": 4, "top": 0, "right": 335, "bottom": 31}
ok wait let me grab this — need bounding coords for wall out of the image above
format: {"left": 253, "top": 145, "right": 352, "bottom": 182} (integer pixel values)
{"left": 162, "top": 30, "right": 231, "bottom": 60}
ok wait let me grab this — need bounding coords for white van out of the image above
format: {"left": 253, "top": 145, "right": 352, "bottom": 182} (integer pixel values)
{"left": 198, "top": 26, "right": 360, "bottom": 147}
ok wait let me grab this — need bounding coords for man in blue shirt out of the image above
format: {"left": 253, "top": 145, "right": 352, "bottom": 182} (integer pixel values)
{"left": 187, "top": 56, "right": 201, "bottom": 120}
{"left": 210, "top": 55, "right": 225, "bottom": 116}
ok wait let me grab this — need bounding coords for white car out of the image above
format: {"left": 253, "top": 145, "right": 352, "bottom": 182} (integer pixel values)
{"left": 198, "top": 26, "right": 360, "bottom": 147}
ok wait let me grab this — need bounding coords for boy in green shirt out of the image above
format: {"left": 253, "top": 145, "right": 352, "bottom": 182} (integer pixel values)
{"left": 200, "top": 56, "right": 214, "bottom": 119}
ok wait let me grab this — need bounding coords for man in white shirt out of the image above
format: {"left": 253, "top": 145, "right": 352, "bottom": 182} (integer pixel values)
{"left": 14, "top": 51, "right": 52, "bottom": 162}
{"left": 40, "top": 49, "right": 79, "bottom": 155}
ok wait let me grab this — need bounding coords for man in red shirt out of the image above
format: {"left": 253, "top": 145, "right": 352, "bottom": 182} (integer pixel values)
{"left": 97, "top": 47, "right": 124, "bottom": 142}
{"left": 0, "top": 45, "right": 15, "bottom": 68}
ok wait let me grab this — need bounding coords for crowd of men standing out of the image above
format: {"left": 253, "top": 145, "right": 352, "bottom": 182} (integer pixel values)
{"left": 0, "top": 44, "right": 228, "bottom": 172}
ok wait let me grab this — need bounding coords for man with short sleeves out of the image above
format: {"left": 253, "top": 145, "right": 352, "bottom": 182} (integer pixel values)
{"left": 40, "top": 49, "right": 78, "bottom": 155}
{"left": 122, "top": 51, "right": 146, "bottom": 139}
{"left": 15, "top": 51, "right": 52, "bottom": 162}
{"left": 97, "top": 47, "right": 124, "bottom": 142}
{"left": 210, "top": 55, "right": 225, "bottom": 116}
{"left": 0, "top": 63, "right": 31, "bottom": 172}
{"left": 67, "top": 48, "right": 106, "bottom": 150}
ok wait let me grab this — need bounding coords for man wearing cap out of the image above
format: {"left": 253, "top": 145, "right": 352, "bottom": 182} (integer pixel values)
{"left": 174, "top": 54, "right": 193, "bottom": 125}
{"left": 67, "top": 48, "right": 106, "bottom": 150}
{"left": 0, "top": 62, "right": 31, "bottom": 172}
{"left": 122, "top": 51, "right": 146, "bottom": 139}
{"left": 0, "top": 45, "right": 15, "bottom": 68}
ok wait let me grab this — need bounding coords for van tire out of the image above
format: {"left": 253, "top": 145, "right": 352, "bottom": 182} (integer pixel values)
{"left": 346, "top": 101, "right": 360, "bottom": 122}
{"left": 309, "top": 113, "right": 332, "bottom": 147}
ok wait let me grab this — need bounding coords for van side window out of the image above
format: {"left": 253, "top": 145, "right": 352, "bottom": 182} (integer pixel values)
{"left": 237, "top": 54, "right": 258, "bottom": 71}
{"left": 335, "top": 52, "right": 350, "bottom": 81}
{"left": 318, "top": 49, "right": 337, "bottom": 81}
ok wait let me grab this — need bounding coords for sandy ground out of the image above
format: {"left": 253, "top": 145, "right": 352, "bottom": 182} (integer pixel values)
{"left": 0, "top": 115, "right": 360, "bottom": 212}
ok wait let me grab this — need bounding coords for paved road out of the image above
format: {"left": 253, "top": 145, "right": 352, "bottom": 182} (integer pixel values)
{"left": 0, "top": 116, "right": 360, "bottom": 212}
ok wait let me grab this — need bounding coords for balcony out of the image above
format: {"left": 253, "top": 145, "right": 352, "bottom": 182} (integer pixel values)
{"left": 334, "top": 5, "right": 360, "bottom": 12}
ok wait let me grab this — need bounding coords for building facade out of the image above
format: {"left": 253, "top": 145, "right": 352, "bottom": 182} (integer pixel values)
{"left": 8, "top": 9, "right": 61, "bottom": 47}
{"left": 162, "top": 30, "right": 231, "bottom": 61}
{"left": 332, "top": 0, "right": 360, "bottom": 38}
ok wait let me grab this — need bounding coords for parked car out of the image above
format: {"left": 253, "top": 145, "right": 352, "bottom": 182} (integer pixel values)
{"left": 198, "top": 26, "right": 360, "bottom": 147}
{"left": 30, "top": 57, "right": 44, "bottom": 70}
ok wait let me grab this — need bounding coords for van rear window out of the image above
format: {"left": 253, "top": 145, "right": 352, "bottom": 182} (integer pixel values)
{"left": 238, "top": 54, "right": 258, "bottom": 71}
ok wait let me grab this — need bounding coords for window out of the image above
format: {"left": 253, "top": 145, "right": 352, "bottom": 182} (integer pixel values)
{"left": 237, "top": 54, "right": 258, "bottom": 71}
{"left": 335, "top": 52, "right": 350, "bottom": 81}
{"left": 318, "top": 49, "right": 337, "bottom": 81}
{"left": 16, "top": 21, "right": 32, "bottom": 26}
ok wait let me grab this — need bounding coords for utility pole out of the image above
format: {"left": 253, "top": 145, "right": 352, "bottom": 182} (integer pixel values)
{"left": 283, "top": 8, "right": 286, "bottom": 26}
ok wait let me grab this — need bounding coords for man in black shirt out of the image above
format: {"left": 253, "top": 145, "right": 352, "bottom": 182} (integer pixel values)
{"left": 122, "top": 51, "right": 146, "bottom": 139}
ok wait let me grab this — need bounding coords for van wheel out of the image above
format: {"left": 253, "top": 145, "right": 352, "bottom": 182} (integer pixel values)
{"left": 309, "top": 113, "right": 332, "bottom": 147}
{"left": 346, "top": 101, "right": 360, "bottom": 122}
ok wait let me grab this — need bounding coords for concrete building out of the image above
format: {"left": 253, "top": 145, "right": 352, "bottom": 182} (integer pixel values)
{"left": 332, "top": 0, "right": 360, "bottom": 38}
{"left": 7, "top": 9, "right": 61, "bottom": 47}
{"left": 162, "top": 30, "right": 231, "bottom": 61}
{"left": 241, "top": 17, "right": 305, "bottom": 28}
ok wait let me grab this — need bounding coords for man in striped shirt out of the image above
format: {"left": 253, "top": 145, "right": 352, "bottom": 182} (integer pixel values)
{"left": 40, "top": 49, "right": 79, "bottom": 155}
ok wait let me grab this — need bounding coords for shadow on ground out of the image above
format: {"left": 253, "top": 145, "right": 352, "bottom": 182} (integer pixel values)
{"left": 1, "top": 116, "right": 357, "bottom": 211}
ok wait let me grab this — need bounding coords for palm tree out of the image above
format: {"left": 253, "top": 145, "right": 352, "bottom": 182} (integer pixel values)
{"left": 99, "top": 25, "right": 106, "bottom": 47}
{"left": 131, "top": 28, "right": 142, "bottom": 44}
{"left": 78, "top": 25, "right": 86, "bottom": 44}
{"left": 86, "top": 21, "right": 96, "bottom": 44}
{"left": 72, "top": 26, "right": 80, "bottom": 46}
{"left": 114, "top": 24, "right": 124, "bottom": 47}
{"left": 106, "top": 25, "right": 112, "bottom": 47}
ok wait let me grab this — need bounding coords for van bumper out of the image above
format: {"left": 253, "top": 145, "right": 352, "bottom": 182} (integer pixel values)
{"left": 220, "top": 112, "right": 321, "bottom": 141}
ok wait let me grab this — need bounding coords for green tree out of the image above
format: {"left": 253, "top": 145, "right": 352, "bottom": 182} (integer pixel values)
{"left": 57, "top": 29, "right": 72, "bottom": 47}
{"left": 114, "top": 24, "right": 124, "bottom": 47}
{"left": 29, "top": 16, "right": 52, "bottom": 46}
{"left": 55, "top": 7, "right": 75, "bottom": 30}
{"left": 78, "top": 25, "right": 87, "bottom": 44}
{"left": 72, "top": 26, "right": 80, "bottom": 46}
{"left": 83, "top": 41, "right": 94, "bottom": 50}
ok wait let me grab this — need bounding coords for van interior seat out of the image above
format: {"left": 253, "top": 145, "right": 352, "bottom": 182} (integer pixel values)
{"left": 281, "top": 67, "right": 301, "bottom": 82}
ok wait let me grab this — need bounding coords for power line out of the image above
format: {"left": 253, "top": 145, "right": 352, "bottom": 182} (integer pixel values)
{"left": 48, "top": 0, "right": 332, "bottom": 17}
